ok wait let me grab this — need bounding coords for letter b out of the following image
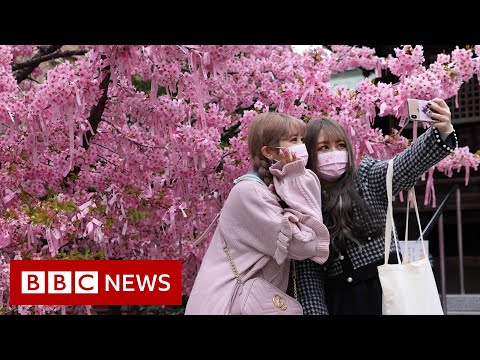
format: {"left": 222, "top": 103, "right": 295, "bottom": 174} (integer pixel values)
{"left": 22, "top": 271, "right": 45, "bottom": 294}
{"left": 48, "top": 272, "right": 72, "bottom": 293}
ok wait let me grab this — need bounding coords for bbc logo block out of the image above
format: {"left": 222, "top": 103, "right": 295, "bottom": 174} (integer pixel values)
{"left": 10, "top": 260, "right": 181, "bottom": 305}
{"left": 21, "top": 271, "right": 99, "bottom": 294}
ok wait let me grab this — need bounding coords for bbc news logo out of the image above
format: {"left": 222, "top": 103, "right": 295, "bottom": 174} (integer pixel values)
{"left": 9, "top": 260, "right": 182, "bottom": 305}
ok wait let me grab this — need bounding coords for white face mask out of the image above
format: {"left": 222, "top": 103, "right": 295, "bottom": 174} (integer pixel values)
{"left": 281, "top": 143, "right": 309, "bottom": 166}
{"left": 317, "top": 150, "right": 348, "bottom": 181}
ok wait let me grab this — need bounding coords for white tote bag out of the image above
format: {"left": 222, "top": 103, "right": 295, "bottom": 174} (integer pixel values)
{"left": 377, "top": 159, "right": 444, "bottom": 315}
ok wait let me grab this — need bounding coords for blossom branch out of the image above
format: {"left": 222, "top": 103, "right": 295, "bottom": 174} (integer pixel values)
{"left": 26, "top": 76, "right": 41, "bottom": 84}
{"left": 83, "top": 66, "right": 111, "bottom": 150}
{"left": 101, "top": 119, "right": 165, "bottom": 149}
{"left": 90, "top": 141, "right": 117, "bottom": 154}
{"left": 98, "top": 155, "right": 118, "bottom": 167}
{"left": 12, "top": 49, "right": 88, "bottom": 72}
{"left": 14, "top": 45, "right": 63, "bottom": 83}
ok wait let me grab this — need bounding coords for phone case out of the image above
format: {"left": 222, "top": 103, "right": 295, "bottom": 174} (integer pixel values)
{"left": 406, "top": 99, "right": 439, "bottom": 123}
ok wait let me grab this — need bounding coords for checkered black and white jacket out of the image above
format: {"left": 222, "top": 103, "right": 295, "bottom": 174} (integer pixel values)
{"left": 294, "top": 126, "right": 458, "bottom": 314}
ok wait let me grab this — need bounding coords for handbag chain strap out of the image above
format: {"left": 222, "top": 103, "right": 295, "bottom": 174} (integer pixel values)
{"left": 223, "top": 245, "right": 298, "bottom": 300}
{"left": 223, "top": 246, "right": 244, "bottom": 284}
{"left": 292, "top": 260, "right": 298, "bottom": 300}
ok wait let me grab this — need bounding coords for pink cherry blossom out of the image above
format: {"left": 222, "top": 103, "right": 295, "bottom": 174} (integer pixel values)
{"left": 1, "top": 45, "right": 479, "bottom": 314}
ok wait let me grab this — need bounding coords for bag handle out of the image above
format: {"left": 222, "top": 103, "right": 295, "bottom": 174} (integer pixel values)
{"left": 384, "top": 159, "right": 401, "bottom": 264}
{"left": 384, "top": 159, "right": 427, "bottom": 264}
{"left": 223, "top": 243, "right": 245, "bottom": 285}
{"left": 403, "top": 187, "right": 427, "bottom": 264}
{"left": 222, "top": 239, "right": 299, "bottom": 300}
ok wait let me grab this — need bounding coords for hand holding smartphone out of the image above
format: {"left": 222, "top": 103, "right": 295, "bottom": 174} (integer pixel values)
{"left": 406, "top": 99, "right": 440, "bottom": 123}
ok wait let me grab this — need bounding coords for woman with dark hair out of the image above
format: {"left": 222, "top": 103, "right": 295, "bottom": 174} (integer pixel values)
{"left": 294, "top": 98, "right": 458, "bottom": 315}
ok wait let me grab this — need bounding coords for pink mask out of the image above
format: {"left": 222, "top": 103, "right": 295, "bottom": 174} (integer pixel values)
{"left": 283, "top": 143, "right": 309, "bottom": 166}
{"left": 317, "top": 150, "right": 348, "bottom": 181}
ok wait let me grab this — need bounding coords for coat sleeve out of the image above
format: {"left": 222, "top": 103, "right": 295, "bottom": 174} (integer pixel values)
{"left": 357, "top": 126, "right": 458, "bottom": 197}
{"left": 221, "top": 160, "right": 329, "bottom": 265}
{"left": 270, "top": 160, "right": 323, "bottom": 220}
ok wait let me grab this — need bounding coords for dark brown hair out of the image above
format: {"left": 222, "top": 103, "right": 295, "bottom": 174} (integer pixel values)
{"left": 305, "top": 118, "right": 375, "bottom": 255}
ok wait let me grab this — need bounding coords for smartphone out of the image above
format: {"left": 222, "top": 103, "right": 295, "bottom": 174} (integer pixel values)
{"left": 406, "top": 99, "right": 439, "bottom": 123}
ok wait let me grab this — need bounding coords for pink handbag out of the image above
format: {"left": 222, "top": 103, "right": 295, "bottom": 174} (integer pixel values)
{"left": 224, "top": 246, "right": 303, "bottom": 315}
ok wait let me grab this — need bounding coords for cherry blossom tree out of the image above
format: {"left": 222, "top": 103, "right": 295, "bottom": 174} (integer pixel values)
{"left": 1, "top": 45, "right": 479, "bottom": 315}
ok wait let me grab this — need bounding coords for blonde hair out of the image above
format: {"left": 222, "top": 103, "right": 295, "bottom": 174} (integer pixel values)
{"left": 247, "top": 112, "right": 306, "bottom": 186}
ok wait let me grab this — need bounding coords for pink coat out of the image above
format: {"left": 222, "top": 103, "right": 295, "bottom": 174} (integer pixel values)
{"left": 185, "top": 160, "right": 330, "bottom": 314}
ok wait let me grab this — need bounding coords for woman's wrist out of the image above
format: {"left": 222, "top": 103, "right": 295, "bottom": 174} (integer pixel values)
{"left": 434, "top": 123, "right": 454, "bottom": 137}
{"left": 438, "top": 124, "right": 454, "bottom": 141}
